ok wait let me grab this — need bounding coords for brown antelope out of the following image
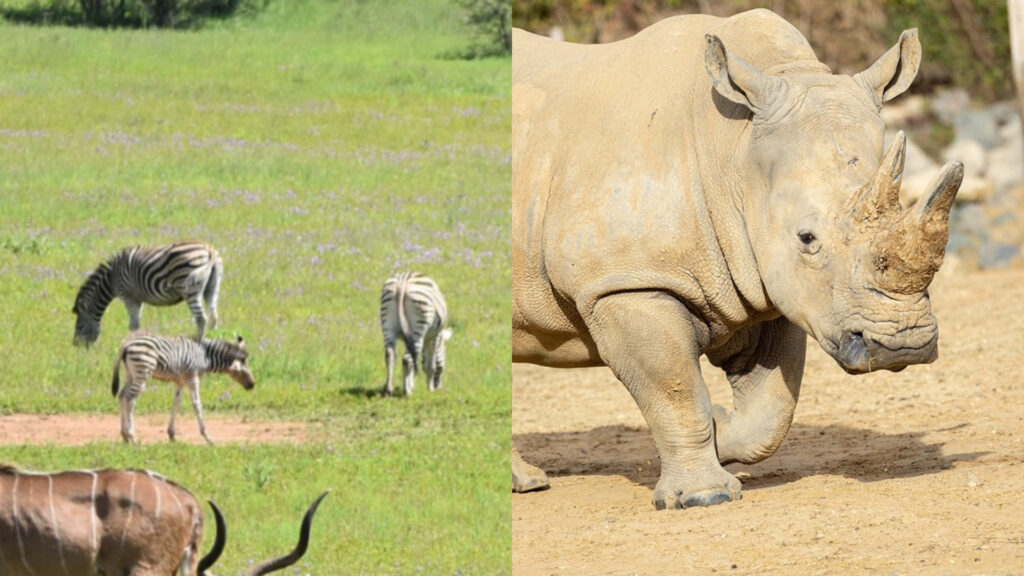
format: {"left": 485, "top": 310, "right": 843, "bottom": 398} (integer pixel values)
{"left": 0, "top": 465, "right": 327, "bottom": 575}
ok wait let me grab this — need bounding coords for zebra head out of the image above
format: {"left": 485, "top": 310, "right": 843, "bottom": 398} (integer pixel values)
{"left": 72, "top": 262, "right": 114, "bottom": 347}
{"left": 225, "top": 336, "right": 255, "bottom": 390}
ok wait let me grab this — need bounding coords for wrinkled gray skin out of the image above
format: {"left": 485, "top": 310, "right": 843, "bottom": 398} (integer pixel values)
{"left": 512, "top": 9, "right": 963, "bottom": 509}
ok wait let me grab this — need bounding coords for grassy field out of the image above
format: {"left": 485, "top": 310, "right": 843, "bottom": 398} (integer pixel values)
{"left": 0, "top": 1, "right": 510, "bottom": 573}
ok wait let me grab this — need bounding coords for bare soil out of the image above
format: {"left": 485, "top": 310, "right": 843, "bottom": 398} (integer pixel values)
{"left": 513, "top": 267, "right": 1024, "bottom": 575}
{"left": 0, "top": 413, "right": 308, "bottom": 445}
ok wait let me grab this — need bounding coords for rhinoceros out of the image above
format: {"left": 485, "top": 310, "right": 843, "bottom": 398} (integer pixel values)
{"left": 512, "top": 9, "right": 963, "bottom": 509}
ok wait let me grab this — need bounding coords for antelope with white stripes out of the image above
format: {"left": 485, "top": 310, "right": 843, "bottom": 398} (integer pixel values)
{"left": 379, "top": 272, "right": 452, "bottom": 396}
{"left": 0, "top": 465, "right": 327, "bottom": 576}
{"left": 73, "top": 242, "right": 223, "bottom": 346}
{"left": 112, "top": 332, "right": 254, "bottom": 444}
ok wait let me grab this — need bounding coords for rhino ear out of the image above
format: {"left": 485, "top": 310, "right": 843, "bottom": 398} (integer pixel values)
{"left": 704, "top": 34, "right": 785, "bottom": 115}
{"left": 853, "top": 29, "right": 921, "bottom": 107}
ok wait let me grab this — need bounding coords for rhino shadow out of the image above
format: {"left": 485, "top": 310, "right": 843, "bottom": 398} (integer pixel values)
{"left": 514, "top": 422, "right": 987, "bottom": 491}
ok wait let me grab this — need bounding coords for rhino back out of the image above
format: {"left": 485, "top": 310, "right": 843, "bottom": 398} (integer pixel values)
{"left": 513, "top": 9, "right": 817, "bottom": 349}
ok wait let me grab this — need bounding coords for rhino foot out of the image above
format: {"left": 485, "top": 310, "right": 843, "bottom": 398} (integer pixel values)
{"left": 652, "top": 470, "right": 741, "bottom": 510}
{"left": 513, "top": 449, "right": 550, "bottom": 493}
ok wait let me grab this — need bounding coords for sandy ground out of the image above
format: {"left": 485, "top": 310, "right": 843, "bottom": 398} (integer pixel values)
{"left": 513, "top": 267, "right": 1024, "bottom": 575}
{"left": 0, "top": 413, "right": 308, "bottom": 445}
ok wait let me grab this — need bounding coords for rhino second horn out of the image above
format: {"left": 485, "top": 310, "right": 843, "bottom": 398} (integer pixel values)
{"left": 871, "top": 161, "right": 963, "bottom": 295}
{"left": 849, "top": 131, "right": 906, "bottom": 224}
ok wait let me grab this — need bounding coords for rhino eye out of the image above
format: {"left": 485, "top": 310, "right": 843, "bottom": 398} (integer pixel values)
{"left": 798, "top": 232, "right": 817, "bottom": 245}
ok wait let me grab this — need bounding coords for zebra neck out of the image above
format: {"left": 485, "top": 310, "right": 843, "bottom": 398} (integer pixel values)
{"left": 201, "top": 340, "right": 236, "bottom": 370}
{"left": 80, "top": 261, "right": 117, "bottom": 314}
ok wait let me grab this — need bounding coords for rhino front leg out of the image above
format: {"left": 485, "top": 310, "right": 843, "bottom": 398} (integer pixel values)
{"left": 711, "top": 318, "right": 805, "bottom": 465}
{"left": 513, "top": 445, "right": 549, "bottom": 493}
{"left": 587, "top": 292, "right": 741, "bottom": 509}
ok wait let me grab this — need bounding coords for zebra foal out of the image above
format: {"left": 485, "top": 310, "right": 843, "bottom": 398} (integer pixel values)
{"left": 73, "top": 242, "right": 222, "bottom": 346}
{"left": 379, "top": 272, "right": 452, "bottom": 396}
{"left": 0, "top": 464, "right": 327, "bottom": 576}
{"left": 112, "top": 331, "right": 254, "bottom": 444}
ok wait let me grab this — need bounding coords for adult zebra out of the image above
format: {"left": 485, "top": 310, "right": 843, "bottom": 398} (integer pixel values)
{"left": 72, "top": 242, "right": 222, "bottom": 346}
{"left": 379, "top": 272, "right": 452, "bottom": 396}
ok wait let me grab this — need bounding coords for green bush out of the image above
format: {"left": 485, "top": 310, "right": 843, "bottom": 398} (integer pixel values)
{"left": 1, "top": 0, "right": 270, "bottom": 27}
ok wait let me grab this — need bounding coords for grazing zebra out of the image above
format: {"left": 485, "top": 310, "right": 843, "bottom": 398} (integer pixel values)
{"left": 379, "top": 272, "right": 452, "bottom": 396}
{"left": 72, "top": 242, "right": 222, "bottom": 346}
{"left": 112, "top": 331, "right": 254, "bottom": 444}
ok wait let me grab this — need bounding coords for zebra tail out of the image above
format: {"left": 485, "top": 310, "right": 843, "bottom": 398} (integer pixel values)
{"left": 111, "top": 347, "right": 127, "bottom": 397}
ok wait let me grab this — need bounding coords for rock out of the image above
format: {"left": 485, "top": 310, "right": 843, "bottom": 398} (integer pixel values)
{"left": 955, "top": 175, "right": 995, "bottom": 204}
{"left": 998, "top": 112, "right": 1021, "bottom": 143}
{"left": 954, "top": 109, "right": 1001, "bottom": 149}
{"left": 987, "top": 138, "right": 1023, "bottom": 194}
{"left": 979, "top": 243, "right": 1020, "bottom": 268}
{"left": 930, "top": 88, "right": 971, "bottom": 125}
{"left": 943, "top": 138, "right": 987, "bottom": 180}
{"left": 881, "top": 95, "right": 929, "bottom": 126}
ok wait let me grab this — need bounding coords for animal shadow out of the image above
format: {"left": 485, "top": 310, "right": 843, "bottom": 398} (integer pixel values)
{"left": 340, "top": 385, "right": 387, "bottom": 399}
{"left": 514, "top": 422, "right": 987, "bottom": 491}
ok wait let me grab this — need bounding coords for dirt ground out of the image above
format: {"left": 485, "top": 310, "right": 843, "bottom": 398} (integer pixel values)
{"left": 0, "top": 413, "right": 308, "bottom": 445}
{"left": 513, "top": 267, "right": 1024, "bottom": 575}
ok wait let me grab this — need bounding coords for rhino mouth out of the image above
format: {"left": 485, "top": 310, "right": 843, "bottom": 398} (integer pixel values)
{"left": 832, "top": 327, "right": 937, "bottom": 374}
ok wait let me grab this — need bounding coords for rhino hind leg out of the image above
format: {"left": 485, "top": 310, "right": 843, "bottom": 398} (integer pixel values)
{"left": 512, "top": 446, "right": 550, "bottom": 493}
{"left": 588, "top": 292, "right": 742, "bottom": 510}
{"left": 710, "top": 318, "right": 806, "bottom": 465}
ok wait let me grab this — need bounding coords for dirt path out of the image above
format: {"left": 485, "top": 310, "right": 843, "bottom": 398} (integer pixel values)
{"left": 0, "top": 413, "right": 308, "bottom": 445}
{"left": 513, "top": 268, "right": 1024, "bottom": 575}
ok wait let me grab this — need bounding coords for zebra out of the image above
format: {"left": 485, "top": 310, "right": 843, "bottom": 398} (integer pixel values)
{"left": 72, "top": 242, "right": 222, "bottom": 346}
{"left": 112, "top": 331, "right": 254, "bottom": 444}
{"left": 379, "top": 272, "right": 452, "bottom": 396}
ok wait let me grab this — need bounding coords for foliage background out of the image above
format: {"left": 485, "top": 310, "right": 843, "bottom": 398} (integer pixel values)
{"left": 513, "top": 0, "right": 1013, "bottom": 103}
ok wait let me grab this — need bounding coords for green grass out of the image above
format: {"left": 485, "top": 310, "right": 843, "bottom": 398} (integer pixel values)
{"left": 0, "top": 1, "right": 510, "bottom": 573}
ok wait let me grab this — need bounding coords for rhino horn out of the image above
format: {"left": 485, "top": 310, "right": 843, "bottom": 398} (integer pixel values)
{"left": 848, "top": 131, "right": 906, "bottom": 224}
{"left": 871, "top": 161, "right": 963, "bottom": 294}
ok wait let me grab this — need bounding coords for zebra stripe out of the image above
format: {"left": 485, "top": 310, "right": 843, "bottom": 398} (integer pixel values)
{"left": 112, "top": 332, "right": 254, "bottom": 444}
{"left": 72, "top": 242, "right": 222, "bottom": 346}
{"left": 379, "top": 272, "right": 451, "bottom": 396}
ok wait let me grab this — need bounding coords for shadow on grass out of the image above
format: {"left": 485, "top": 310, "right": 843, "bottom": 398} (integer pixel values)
{"left": 514, "top": 422, "right": 989, "bottom": 491}
{"left": 339, "top": 385, "right": 388, "bottom": 399}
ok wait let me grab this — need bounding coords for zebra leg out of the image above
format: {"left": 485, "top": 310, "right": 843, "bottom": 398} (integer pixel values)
{"left": 186, "top": 376, "right": 213, "bottom": 445}
{"left": 186, "top": 293, "right": 207, "bottom": 341}
{"left": 119, "top": 384, "right": 142, "bottom": 444}
{"left": 402, "top": 352, "right": 415, "bottom": 396}
{"left": 383, "top": 343, "right": 396, "bottom": 396}
{"left": 124, "top": 297, "right": 142, "bottom": 331}
{"left": 168, "top": 385, "right": 184, "bottom": 442}
{"left": 423, "top": 340, "right": 436, "bottom": 391}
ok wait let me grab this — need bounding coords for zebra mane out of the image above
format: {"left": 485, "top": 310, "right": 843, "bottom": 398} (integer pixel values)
{"left": 204, "top": 337, "right": 248, "bottom": 360}
{"left": 72, "top": 259, "right": 115, "bottom": 313}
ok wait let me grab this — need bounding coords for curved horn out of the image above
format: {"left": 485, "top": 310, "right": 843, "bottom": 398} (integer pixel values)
{"left": 247, "top": 491, "right": 329, "bottom": 576}
{"left": 198, "top": 500, "right": 227, "bottom": 574}
{"left": 871, "top": 161, "right": 963, "bottom": 294}
{"left": 849, "top": 131, "right": 906, "bottom": 223}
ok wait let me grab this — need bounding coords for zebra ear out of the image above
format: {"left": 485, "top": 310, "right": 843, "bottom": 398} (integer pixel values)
{"left": 236, "top": 336, "right": 245, "bottom": 349}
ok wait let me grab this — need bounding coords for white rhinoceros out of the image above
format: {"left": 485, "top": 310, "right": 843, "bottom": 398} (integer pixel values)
{"left": 512, "top": 9, "right": 963, "bottom": 509}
